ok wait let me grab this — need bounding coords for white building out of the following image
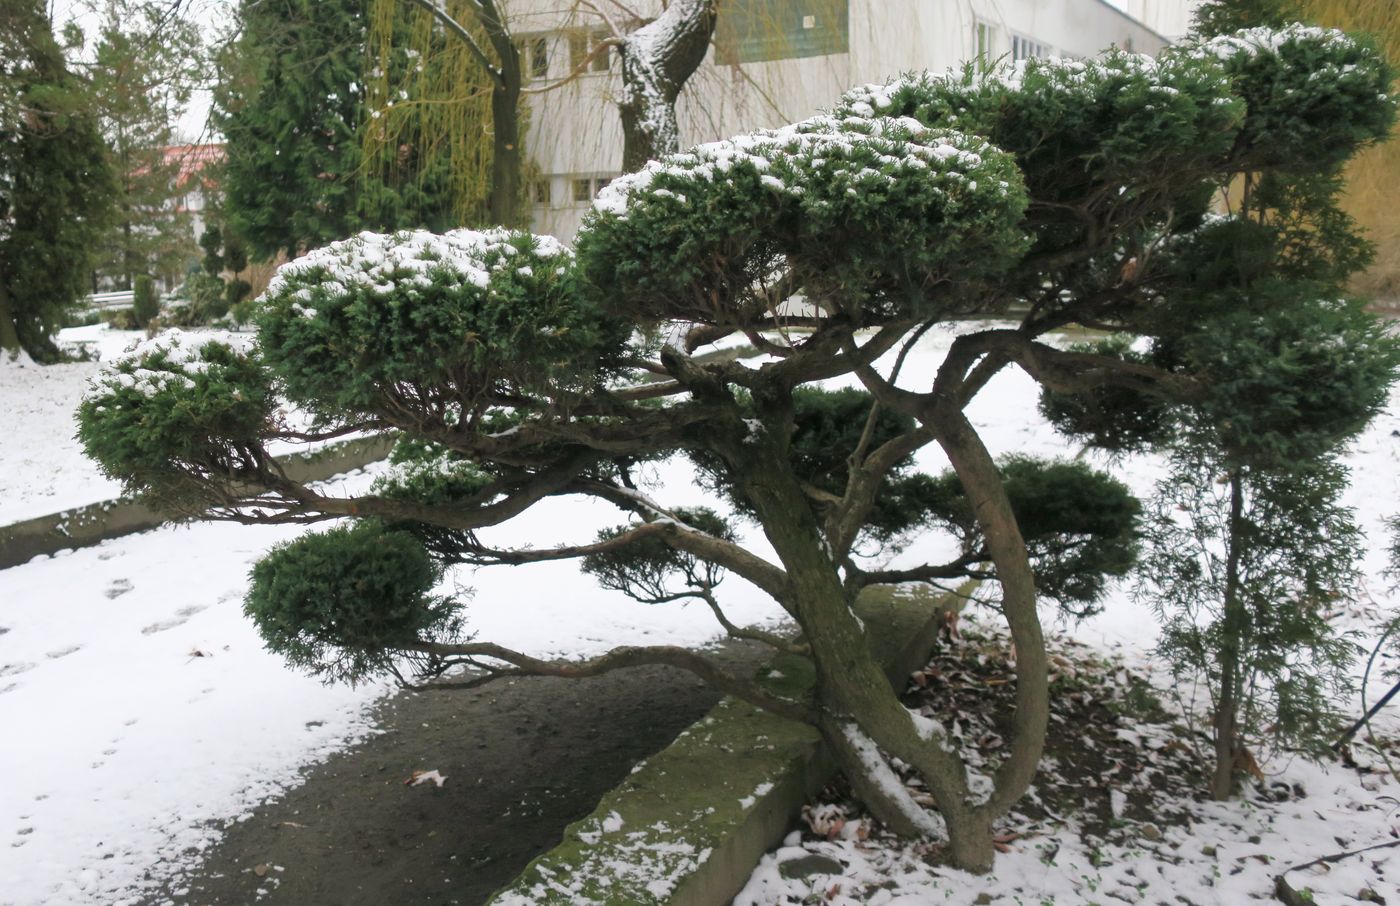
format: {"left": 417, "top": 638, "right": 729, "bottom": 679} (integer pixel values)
{"left": 506, "top": 0, "right": 1198, "bottom": 239}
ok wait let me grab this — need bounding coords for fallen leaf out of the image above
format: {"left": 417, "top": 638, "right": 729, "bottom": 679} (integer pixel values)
{"left": 406, "top": 769, "right": 447, "bottom": 788}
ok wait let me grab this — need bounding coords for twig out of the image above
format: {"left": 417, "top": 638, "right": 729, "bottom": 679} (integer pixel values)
{"left": 1273, "top": 839, "right": 1400, "bottom": 905}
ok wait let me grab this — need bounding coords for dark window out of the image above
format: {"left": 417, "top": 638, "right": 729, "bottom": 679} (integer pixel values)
{"left": 532, "top": 179, "right": 550, "bottom": 205}
{"left": 530, "top": 36, "right": 549, "bottom": 79}
{"left": 568, "top": 30, "right": 612, "bottom": 73}
{"left": 573, "top": 178, "right": 593, "bottom": 202}
{"left": 590, "top": 30, "right": 610, "bottom": 72}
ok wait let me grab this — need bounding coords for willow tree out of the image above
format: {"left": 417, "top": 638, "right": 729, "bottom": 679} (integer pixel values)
{"left": 366, "top": 0, "right": 719, "bottom": 227}
{"left": 79, "top": 26, "right": 1394, "bottom": 871}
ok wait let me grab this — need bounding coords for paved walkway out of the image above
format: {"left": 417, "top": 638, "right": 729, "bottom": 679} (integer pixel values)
{"left": 135, "top": 642, "right": 771, "bottom": 906}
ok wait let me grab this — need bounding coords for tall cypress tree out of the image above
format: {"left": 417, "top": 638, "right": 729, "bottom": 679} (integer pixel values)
{"left": 0, "top": 1, "right": 115, "bottom": 362}
{"left": 215, "top": 0, "right": 456, "bottom": 261}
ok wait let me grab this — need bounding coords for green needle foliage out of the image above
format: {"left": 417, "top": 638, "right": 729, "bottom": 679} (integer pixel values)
{"left": 216, "top": 0, "right": 458, "bottom": 261}
{"left": 0, "top": 0, "right": 115, "bottom": 361}
{"left": 1041, "top": 5, "right": 1400, "bottom": 802}
{"left": 246, "top": 521, "right": 462, "bottom": 685}
{"left": 78, "top": 21, "right": 1400, "bottom": 868}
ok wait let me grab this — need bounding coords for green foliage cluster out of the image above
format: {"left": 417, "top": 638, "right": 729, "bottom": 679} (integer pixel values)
{"left": 0, "top": 0, "right": 115, "bottom": 361}
{"left": 583, "top": 507, "right": 735, "bottom": 603}
{"left": 245, "top": 521, "right": 462, "bottom": 684}
{"left": 256, "top": 229, "right": 629, "bottom": 423}
{"left": 1197, "top": 24, "right": 1396, "bottom": 169}
{"left": 1038, "top": 337, "right": 1174, "bottom": 453}
{"left": 576, "top": 117, "right": 1028, "bottom": 325}
{"left": 922, "top": 456, "right": 1141, "bottom": 615}
{"left": 86, "top": 0, "right": 203, "bottom": 289}
{"left": 76, "top": 332, "right": 275, "bottom": 508}
{"left": 1141, "top": 452, "right": 1362, "bottom": 758}
{"left": 216, "top": 0, "right": 458, "bottom": 261}
{"left": 132, "top": 274, "right": 158, "bottom": 328}
{"left": 840, "top": 51, "right": 1243, "bottom": 209}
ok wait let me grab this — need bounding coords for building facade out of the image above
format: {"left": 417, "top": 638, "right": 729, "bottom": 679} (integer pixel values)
{"left": 506, "top": 0, "right": 1190, "bottom": 239}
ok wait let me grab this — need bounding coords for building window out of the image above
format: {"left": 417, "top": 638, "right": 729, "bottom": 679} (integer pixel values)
{"left": 569, "top": 29, "right": 611, "bottom": 73}
{"left": 974, "top": 19, "right": 996, "bottom": 71}
{"left": 531, "top": 179, "right": 551, "bottom": 205}
{"left": 515, "top": 35, "right": 550, "bottom": 80}
{"left": 1011, "top": 34, "right": 1049, "bottom": 63}
{"left": 715, "top": 0, "right": 849, "bottom": 66}
{"left": 571, "top": 175, "right": 614, "bottom": 204}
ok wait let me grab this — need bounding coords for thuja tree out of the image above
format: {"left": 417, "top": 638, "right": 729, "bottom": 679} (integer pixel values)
{"left": 79, "top": 26, "right": 1393, "bottom": 871}
{"left": 1040, "top": 34, "right": 1400, "bottom": 800}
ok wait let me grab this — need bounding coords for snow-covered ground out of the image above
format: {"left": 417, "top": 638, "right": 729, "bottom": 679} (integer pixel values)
{"left": 0, "top": 324, "right": 788, "bottom": 906}
{"left": 2, "top": 321, "right": 1398, "bottom": 905}
{"left": 735, "top": 328, "right": 1400, "bottom": 904}
{"left": 0, "top": 325, "right": 148, "bottom": 523}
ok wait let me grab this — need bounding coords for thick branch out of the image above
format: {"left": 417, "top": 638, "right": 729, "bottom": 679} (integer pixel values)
{"left": 850, "top": 555, "right": 990, "bottom": 589}
{"left": 412, "top": 640, "right": 816, "bottom": 723}
{"left": 582, "top": 481, "right": 794, "bottom": 608}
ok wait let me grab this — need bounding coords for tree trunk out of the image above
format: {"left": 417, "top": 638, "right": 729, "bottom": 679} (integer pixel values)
{"left": 488, "top": 79, "right": 522, "bottom": 226}
{"left": 1212, "top": 470, "right": 1247, "bottom": 800}
{"left": 932, "top": 407, "right": 1051, "bottom": 823}
{"left": 618, "top": 0, "right": 718, "bottom": 172}
{"left": 477, "top": 0, "right": 523, "bottom": 227}
{"left": 0, "top": 279, "right": 21, "bottom": 357}
{"left": 736, "top": 402, "right": 997, "bottom": 872}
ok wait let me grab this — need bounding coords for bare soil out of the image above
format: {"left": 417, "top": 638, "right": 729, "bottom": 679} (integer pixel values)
{"left": 137, "top": 642, "right": 769, "bottom": 906}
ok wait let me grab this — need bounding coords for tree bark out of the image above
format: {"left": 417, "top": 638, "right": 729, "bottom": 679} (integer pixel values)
{"left": 932, "top": 407, "right": 1050, "bottom": 824}
{"left": 735, "top": 398, "right": 999, "bottom": 872}
{"left": 1212, "top": 470, "right": 1247, "bottom": 800}
{"left": 0, "top": 278, "right": 21, "bottom": 356}
{"left": 488, "top": 77, "right": 522, "bottom": 226}
{"left": 479, "top": 0, "right": 523, "bottom": 227}
{"left": 617, "top": 0, "right": 718, "bottom": 172}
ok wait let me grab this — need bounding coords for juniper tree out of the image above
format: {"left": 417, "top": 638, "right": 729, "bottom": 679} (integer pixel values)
{"left": 80, "top": 25, "right": 1395, "bottom": 870}
{"left": 85, "top": 0, "right": 203, "bottom": 290}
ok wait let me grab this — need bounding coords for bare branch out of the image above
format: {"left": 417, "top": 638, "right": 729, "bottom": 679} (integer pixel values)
{"left": 401, "top": 0, "right": 501, "bottom": 84}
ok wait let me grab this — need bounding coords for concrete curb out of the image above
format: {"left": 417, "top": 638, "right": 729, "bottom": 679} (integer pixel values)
{"left": 0, "top": 435, "right": 394, "bottom": 570}
{"left": 488, "top": 583, "right": 964, "bottom": 906}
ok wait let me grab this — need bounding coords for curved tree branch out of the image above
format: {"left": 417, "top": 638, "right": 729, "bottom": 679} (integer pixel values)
{"left": 410, "top": 640, "right": 816, "bottom": 723}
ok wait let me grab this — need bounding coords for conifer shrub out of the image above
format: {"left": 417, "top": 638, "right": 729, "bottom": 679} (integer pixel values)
{"left": 132, "top": 274, "right": 159, "bottom": 329}
{"left": 76, "top": 24, "right": 1400, "bottom": 867}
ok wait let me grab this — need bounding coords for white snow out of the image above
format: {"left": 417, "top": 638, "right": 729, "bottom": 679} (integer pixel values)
{"left": 264, "top": 228, "right": 567, "bottom": 302}
{"left": 734, "top": 322, "right": 1400, "bottom": 905}
{"left": 4, "top": 318, "right": 1399, "bottom": 906}
{"left": 1, "top": 324, "right": 182, "bottom": 523}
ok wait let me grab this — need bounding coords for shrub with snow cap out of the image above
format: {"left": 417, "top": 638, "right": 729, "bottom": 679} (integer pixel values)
{"left": 1191, "top": 24, "right": 1394, "bottom": 169}
{"left": 74, "top": 23, "right": 1400, "bottom": 873}
{"left": 77, "top": 331, "right": 275, "bottom": 508}
{"left": 257, "top": 228, "right": 629, "bottom": 422}
{"left": 576, "top": 115, "right": 1028, "bottom": 325}
{"left": 839, "top": 50, "right": 1244, "bottom": 204}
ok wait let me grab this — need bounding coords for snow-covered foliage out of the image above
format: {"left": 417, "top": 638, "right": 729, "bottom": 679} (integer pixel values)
{"left": 580, "top": 114, "right": 1027, "bottom": 324}
{"left": 76, "top": 329, "right": 275, "bottom": 506}
{"left": 255, "top": 227, "right": 625, "bottom": 422}
{"left": 265, "top": 228, "right": 568, "bottom": 303}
